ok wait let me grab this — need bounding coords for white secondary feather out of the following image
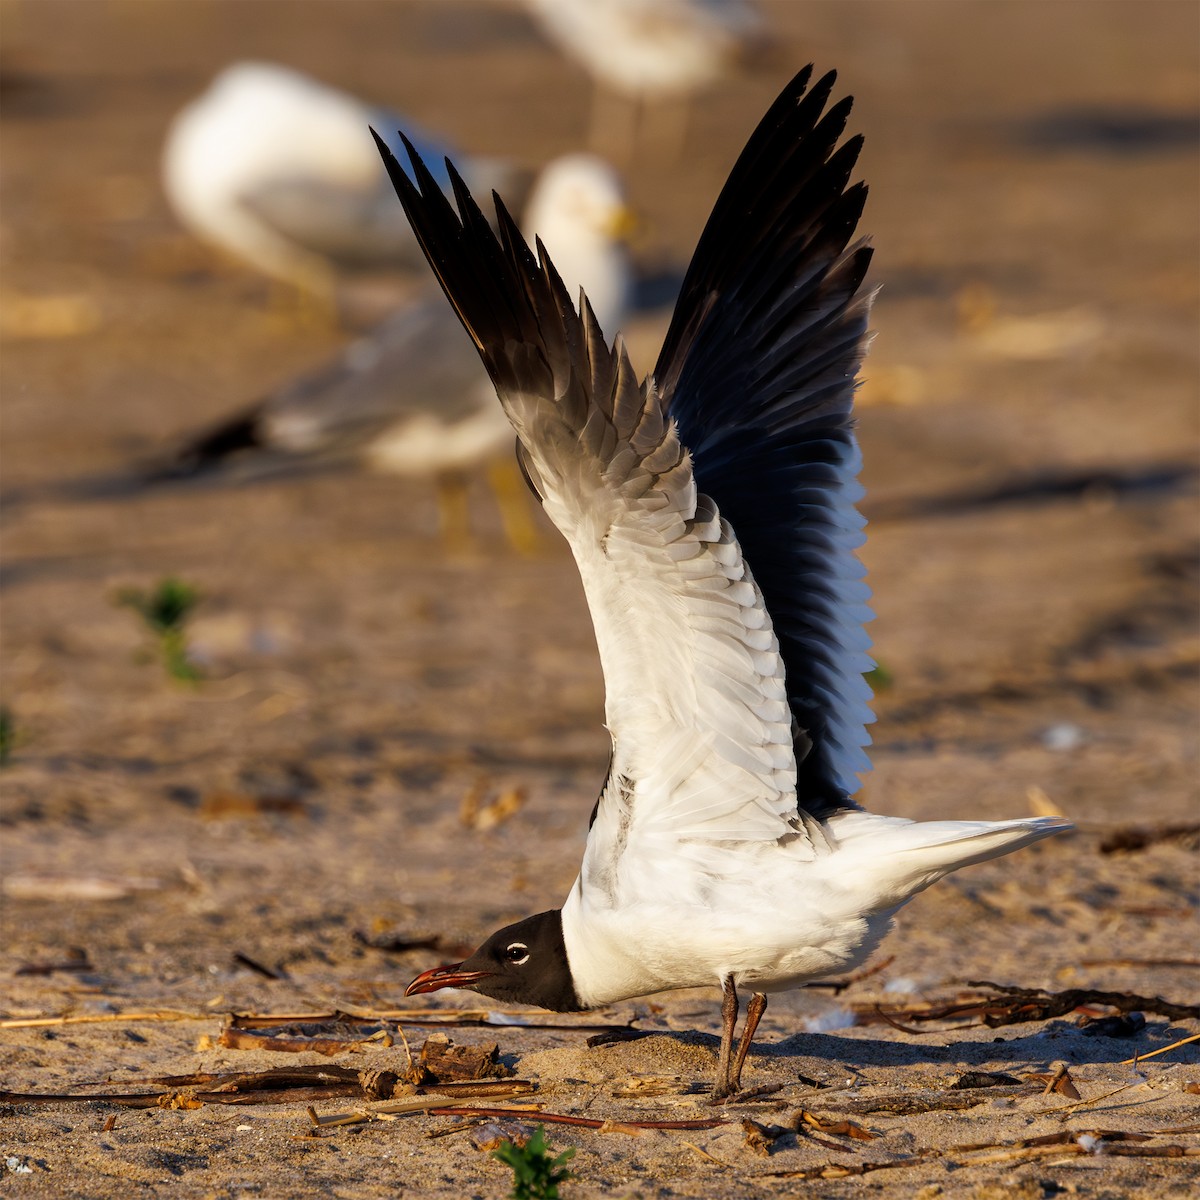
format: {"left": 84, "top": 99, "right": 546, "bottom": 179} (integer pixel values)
{"left": 504, "top": 335, "right": 798, "bottom": 854}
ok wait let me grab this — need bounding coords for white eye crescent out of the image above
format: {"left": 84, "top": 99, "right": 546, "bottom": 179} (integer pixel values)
{"left": 504, "top": 942, "right": 529, "bottom": 965}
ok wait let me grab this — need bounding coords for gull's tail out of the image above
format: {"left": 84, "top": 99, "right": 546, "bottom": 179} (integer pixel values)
{"left": 828, "top": 813, "right": 1073, "bottom": 909}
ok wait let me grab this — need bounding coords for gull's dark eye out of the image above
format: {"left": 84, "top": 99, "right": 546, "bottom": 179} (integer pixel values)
{"left": 504, "top": 942, "right": 529, "bottom": 965}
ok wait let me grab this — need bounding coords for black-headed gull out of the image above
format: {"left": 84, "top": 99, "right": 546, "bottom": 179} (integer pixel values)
{"left": 382, "top": 68, "right": 1071, "bottom": 1100}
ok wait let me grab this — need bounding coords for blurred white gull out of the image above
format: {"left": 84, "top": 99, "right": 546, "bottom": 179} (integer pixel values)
{"left": 162, "top": 61, "right": 518, "bottom": 300}
{"left": 152, "top": 154, "right": 633, "bottom": 553}
{"left": 524, "top": 0, "right": 768, "bottom": 159}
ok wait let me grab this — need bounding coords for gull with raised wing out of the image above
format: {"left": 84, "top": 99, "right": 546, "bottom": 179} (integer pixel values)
{"left": 381, "top": 68, "right": 1071, "bottom": 1101}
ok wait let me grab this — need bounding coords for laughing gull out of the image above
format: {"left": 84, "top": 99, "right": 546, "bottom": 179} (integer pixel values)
{"left": 163, "top": 62, "right": 518, "bottom": 299}
{"left": 382, "top": 68, "right": 1072, "bottom": 1101}
{"left": 151, "top": 155, "right": 631, "bottom": 552}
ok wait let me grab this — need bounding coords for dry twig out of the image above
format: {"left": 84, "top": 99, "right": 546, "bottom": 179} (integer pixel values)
{"left": 1121, "top": 1032, "right": 1200, "bottom": 1065}
{"left": 803, "top": 957, "right": 895, "bottom": 994}
{"left": 857, "top": 982, "right": 1200, "bottom": 1032}
{"left": 0, "top": 1010, "right": 207, "bottom": 1030}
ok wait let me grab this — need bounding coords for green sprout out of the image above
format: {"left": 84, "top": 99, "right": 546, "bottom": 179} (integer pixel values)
{"left": 864, "top": 660, "right": 893, "bottom": 691}
{"left": 116, "top": 577, "right": 202, "bottom": 684}
{"left": 492, "top": 1126, "right": 574, "bottom": 1200}
{"left": 0, "top": 707, "right": 14, "bottom": 766}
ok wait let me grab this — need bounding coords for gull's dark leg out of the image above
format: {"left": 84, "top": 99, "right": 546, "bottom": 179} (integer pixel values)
{"left": 710, "top": 975, "right": 739, "bottom": 1102}
{"left": 730, "top": 992, "right": 767, "bottom": 1093}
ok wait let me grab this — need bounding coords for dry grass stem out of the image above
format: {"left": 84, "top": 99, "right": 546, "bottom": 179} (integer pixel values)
{"left": 681, "top": 1141, "right": 732, "bottom": 1167}
{"left": 1121, "top": 1032, "right": 1200, "bottom": 1064}
{"left": 0, "top": 1010, "right": 208, "bottom": 1030}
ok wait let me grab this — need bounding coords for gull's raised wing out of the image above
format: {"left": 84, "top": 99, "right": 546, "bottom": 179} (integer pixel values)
{"left": 374, "top": 131, "right": 798, "bottom": 847}
{"left": 655, "top": 67, "right": 876, "bottom": 818}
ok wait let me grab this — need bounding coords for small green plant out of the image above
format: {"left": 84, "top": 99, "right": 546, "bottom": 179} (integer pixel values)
{"left": 864, "top": 660, "right": 893, "bottom": 691}
{"left": 492, "top": 1126, "right": 574, "bottom": 1200}
{"left": 116, "top": 577, "right": 202, "bottom": 684}
{"left": 0, "top": 707, "right": 14, "bottom": 766}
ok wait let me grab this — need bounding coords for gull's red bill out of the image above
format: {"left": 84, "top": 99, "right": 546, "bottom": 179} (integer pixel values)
{"left": 404, "top": 962, "right": 493, "bottom": 997}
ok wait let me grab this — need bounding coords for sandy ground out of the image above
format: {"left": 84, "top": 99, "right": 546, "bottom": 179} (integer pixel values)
{"left": 1, "top": 1, "right": 1198, "bottom": 1196}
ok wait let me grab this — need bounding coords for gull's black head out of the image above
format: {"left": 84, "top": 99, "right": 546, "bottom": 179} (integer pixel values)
{"left": 405, "top": 909, "right": 582, "bottom": 1013}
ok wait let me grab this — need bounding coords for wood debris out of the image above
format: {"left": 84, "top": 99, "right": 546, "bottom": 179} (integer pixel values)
{"left": 832, "top": 1090, "right": 1014, "bottom": 1116}
{"left": 214, "top": 1019, "right": 393, "bottom": 1056}
{"left": 741, "top": 1118, "right": 789, "bottom": 1156}
{"left": 611, "top": 1073, "right": 704, "bottom": 1098}
{"left": 352, "top": 930, "right": 475, "bottom": 959}
{"left": 855, "top": 981, "right": 1200, "bottom": 1031}
{"left": 470, "top": 1119, "right": 535, "bottom": 1151}
{"left": 966, "top": 981, "right": 1200, "bottom": 1025}
{"left": 0, "top": 1010, "right": 208, "bottom": 1030}
{"left": 1027, "top": 1062, "right": 1081, "bottom": 1100}
{"left": 759, "top": 1128, "right": 1199, "bottom": 1180}
{"left": 1099, "top": 821, "right": 1199, "bottom": 854}
{"left": 200, "top": 791, "right": 305, "bottom": 818}
{"left": 1121, "top": 1031, "right": 1200, "bottom": 1064}
{"left": 305, "top": 1099, "right": 728, "bottom": 1133}
{"left": 406, "top": 1033, "right": 513, "bottom": 1084}
{"left": 0, "top": 1005, "right": 632, "bottom": 1036}
{"left": 802, "top": 956, "right": 895, "bottom": 994}
{"left": 948, "top": 1071, "right": 1022, "bottom": 1089}
{"left": 1076, "top": 1011, "right": 1146, "bottom": 1038}
{"left": 231, "top": 952, "right": 287, "bottom": 981}
{"left": 586, "top": 1028, "right": 653, "bottom": 1048}
{"left": 225, "top": 1007, "right": 631, "bottom": 1034}
{"left": 797, "top": 1109, "right": 879, "bottom": 1142}
{"left": 2, "top": 874, "right": 164, "bottom": 902}
{"left": 15, "top": 948, "right": 94, "bottom": 977}
{"left": 1080, "top": 957, "right": 1200, "bottom": 969}
{"left": 0, "top": 1064, "right": 539, "bottom": 1112}
{"left": 459, "top": 779, "right": 526, "bottom": 830}
{"left": 428, "top": 1106, "right": 726, "bottom": 1133}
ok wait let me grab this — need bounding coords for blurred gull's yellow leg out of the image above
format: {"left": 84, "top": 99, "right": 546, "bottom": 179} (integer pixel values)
{"left": 488, "top": 458, "right": 541, "bottom": 557}
{"left": 437, "top": 470, "right": 475, "bottom": 557}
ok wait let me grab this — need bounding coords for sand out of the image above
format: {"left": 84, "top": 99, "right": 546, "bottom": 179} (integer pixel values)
{"left": 1, "top": 1, "right": 1197, "bottom": 1196}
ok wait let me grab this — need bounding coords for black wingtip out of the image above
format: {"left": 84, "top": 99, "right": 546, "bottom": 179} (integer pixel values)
{"left": 369, "top": 126, "right": 407, "bottom": 187}
{"left": 398, "top": 130, "right": 441, "bottom": 196}
{"left": 792, "top": 63, "right": 817, "bottom": 95}
{"left": 373, "top": 126, "right": 421, "bottom": 205}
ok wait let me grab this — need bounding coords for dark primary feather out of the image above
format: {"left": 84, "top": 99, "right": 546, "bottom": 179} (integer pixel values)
{"left": 372, "top": 67, "right": 876, "bottom": 823}
{"left": 371, "top": 127, "right": 610, "bottom": 433}
{"left": 654, "top": 68, "right": 876, "bottom": 818}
